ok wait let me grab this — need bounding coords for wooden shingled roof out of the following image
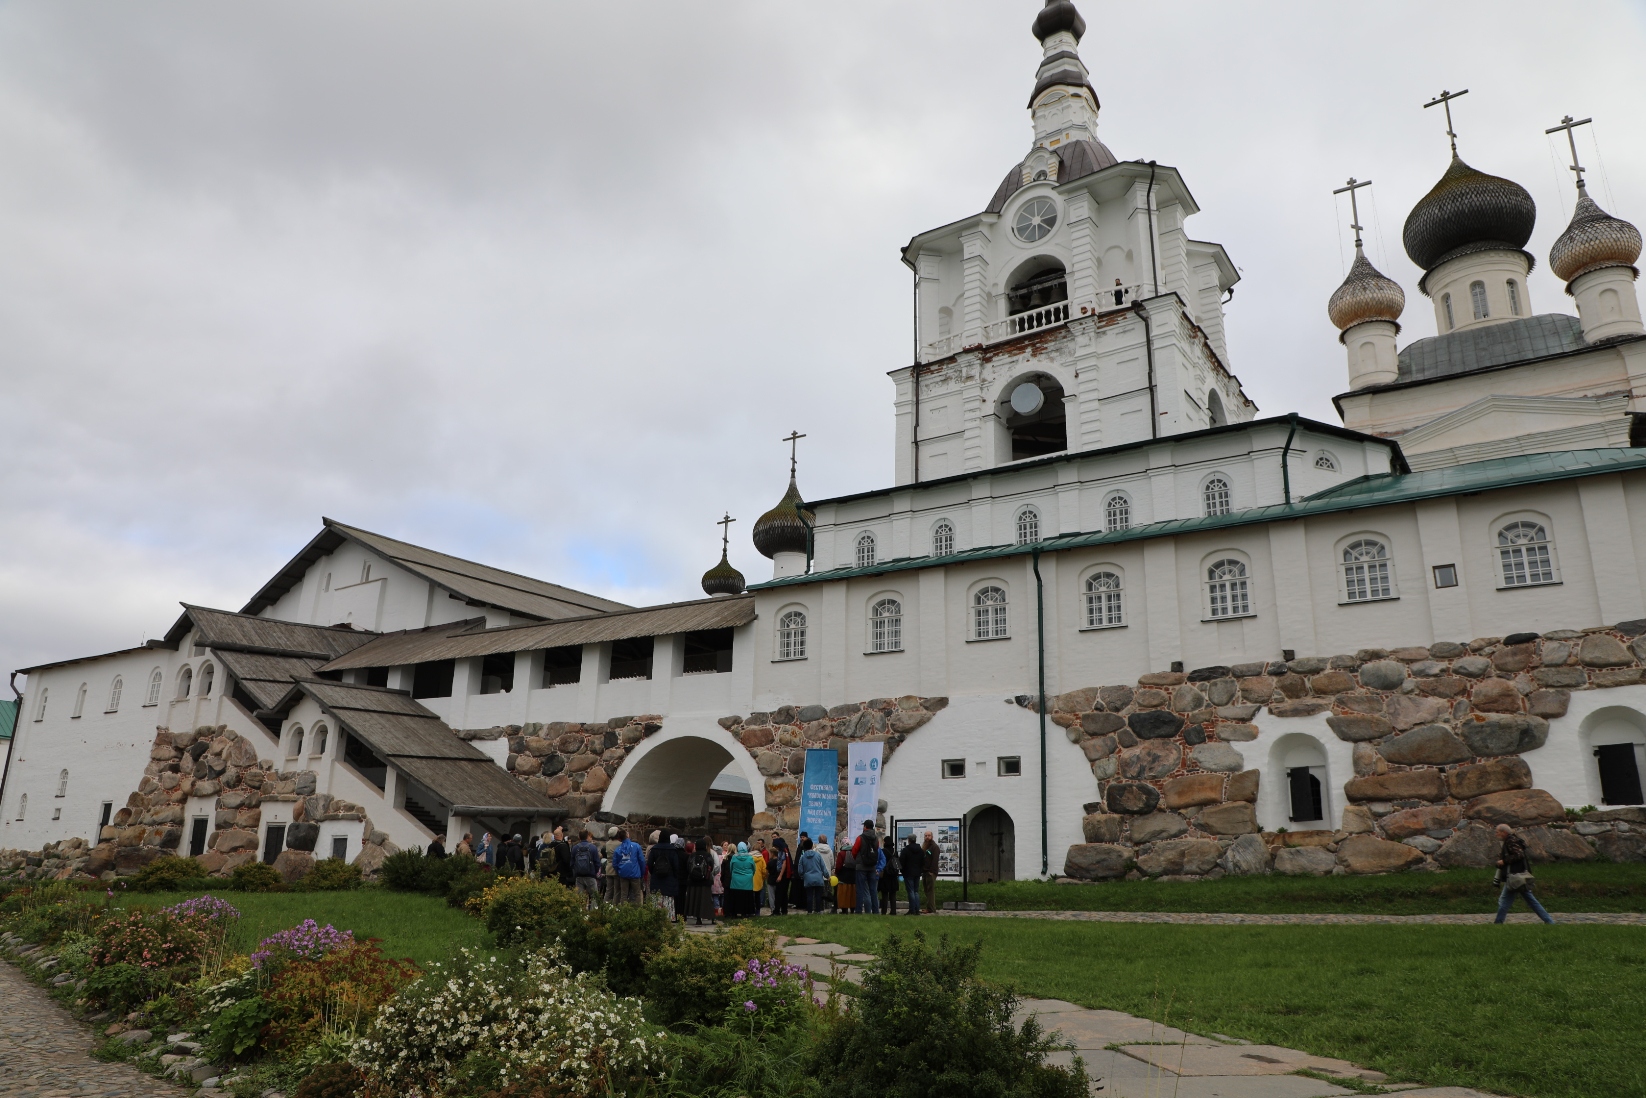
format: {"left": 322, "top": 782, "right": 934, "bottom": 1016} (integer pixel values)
{"left": 166, "top": 605, "right": 380, "bottom": 660}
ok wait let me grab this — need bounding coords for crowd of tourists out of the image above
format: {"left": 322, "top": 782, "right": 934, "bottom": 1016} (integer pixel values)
{"left": 425, "top": 819, "right": 943, "bottom": 922}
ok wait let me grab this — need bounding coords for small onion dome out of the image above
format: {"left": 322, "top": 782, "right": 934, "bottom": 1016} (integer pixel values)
{"left": 1403, "top": 156, "right": 1536, "bottom": 274}
{"left": 751, "top": 477, "right": 814, "bottom": 559}
{"left": 1328, "top": 248, "right": 1406, "bottom": 337}
{"left": 701, "top": 550, "right": 745, "bottom": 597}
{"left": 1033, "top": 0, "right": 1086, "bottom": 43}
{"left": 1550, "top": 188, "right": 1642, "bottom": 285}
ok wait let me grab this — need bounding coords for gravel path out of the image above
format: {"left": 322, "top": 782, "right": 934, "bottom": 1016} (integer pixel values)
{"left": 932, "top": 909, "right": 1646, "bottom": 925}
{"left": 0, "top": 959, "right": 182, "bottom": 1098}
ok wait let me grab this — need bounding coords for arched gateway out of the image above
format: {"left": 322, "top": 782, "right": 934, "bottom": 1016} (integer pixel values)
{"left": 602, "top": 724, "right": 768, "bottom": 836}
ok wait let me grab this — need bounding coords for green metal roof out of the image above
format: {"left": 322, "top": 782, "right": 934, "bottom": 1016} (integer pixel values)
{"left": 0, "top": 698, "right": 16, "bottom": 741}
{"left": 750, "top": 448, "right": 1646, "bottom": 591}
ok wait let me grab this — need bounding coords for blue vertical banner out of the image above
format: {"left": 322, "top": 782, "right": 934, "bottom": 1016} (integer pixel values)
{"left": 846, "top": 741, "right": 884, "bottom": 835}
{"left": 799, "top": 748, "right": 841, "bottom": 848}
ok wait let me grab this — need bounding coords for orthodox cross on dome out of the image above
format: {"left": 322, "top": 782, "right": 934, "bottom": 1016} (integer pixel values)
{"left": 781, "top": 430, "right": 807, "bottom": 478}
{"left": 716, "top": 511, "right": 736, "bottom": 555}
{"left": 1545, "top": 114, "right": 1594, "bottom": 192}
{"left": 1332, "top": 177, "right": 1374, "bottom": 251}
{"left": 1423, "top": 88, "right": 1469, "bottom": 156}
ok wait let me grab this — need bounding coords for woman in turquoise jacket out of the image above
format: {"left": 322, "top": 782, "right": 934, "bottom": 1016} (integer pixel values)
{"left": 728, "top": 841, "right": 758, "bottom": 918}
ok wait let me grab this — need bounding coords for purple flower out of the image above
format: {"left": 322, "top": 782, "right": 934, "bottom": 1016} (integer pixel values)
{"left": 250, "top": 919, "right": 353, "bottom": 969}
{"left": 744, "top": 1000, "right": 757, "bottom": 1012}
{"left": 163, "top": 896, "right": 241, "bottom": 923}
{"left": 733, "top": 970, "right": 746, "bottom": 982}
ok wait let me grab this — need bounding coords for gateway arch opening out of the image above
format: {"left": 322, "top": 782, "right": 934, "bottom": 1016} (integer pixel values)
{"left": 605, "top": 732, "right": 759, "bottom": 844}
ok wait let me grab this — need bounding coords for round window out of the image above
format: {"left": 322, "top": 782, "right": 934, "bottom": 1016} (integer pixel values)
{"left": 1014, "top": 197, "right": 1058, "bottom": 242}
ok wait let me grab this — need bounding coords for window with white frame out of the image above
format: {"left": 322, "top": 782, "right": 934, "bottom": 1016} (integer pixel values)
{"left": 176, "top": 667, "right": 193, "bottom": 699}
{"left": 199, "top": 662, "right": 214, "bottom": 696}
{"left": 1314, "top": 452, "right": 1338, "bottom": 471}
{"left": 869, "top": 598, "right": 903, "bottom": 652}
{"left": 777, "top": 610, "right": 808, "bottom": 660}
{"left": 72, "top": 683, "right": 86, "bottom": 719}
{"left": 1497, "top": 521, "right": 1556, "bottom": 587}
{"left": 107, "top": 677, "right": 123, "bottom": 713}
{"left": 1203, "top": 477, "right": 1231, "bottom": 517}
{"left": 1016, "top": 508, "right": 1040, "bottom": 545}
{"left": 1507, "top": 279, "right": 1522, "bottom": 316}
{"left": 33, "top": 688, "right": 47, "bottom": 722}
{"left": 312, "top": 723, "right": 328, "bottom": 756}
{"left": 932, "top": 521, "right": 954, "bottom": 557}
{"left": 1084, "top": 571, "right": 1125, "bottom": 628}
{"left": 145, "top": 669, "right": 163, "bottom": 706}
{"left": 972, "top": 586, "right": 1009, "bottom": 639}
{"left": 1342, "top": 539, "right": 1394, "bottom": 601}
{"left": 1206, "top": 558, "right": 1251, "bottom": 618}
{"left": 1104, "top": 494, "right": 1130, "bottom": 533}
{"left": 855, "top": 533, "right": 876, "bottom": 569}
{"left": 56, "top": 769, "right": 68, "bottom": 797}
{"left": 1470, "top": 280, "right": 1489, "bottom": 320}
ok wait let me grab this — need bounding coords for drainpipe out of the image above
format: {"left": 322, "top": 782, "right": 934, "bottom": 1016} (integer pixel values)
{"left": 1032, "top": 549, "right": 1048, "bottom": 878}
{"left": 0, "top": 674, "right": 20, "bottom": 824}
{"left": 1144, "top": 160, "right": 1160, "bottom": 297}
{"left": 912, "top": 266, "right": 922, "bottom": 484}
{"left": 1132, "top": 301, "right": 1158, "bottom": 439}
{"left": 1280, "top": 412, "right": 1300, "bottom": 506}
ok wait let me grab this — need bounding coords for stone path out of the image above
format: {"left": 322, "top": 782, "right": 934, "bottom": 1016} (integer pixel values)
{"left": 0, "top": 956, "right": 182, "bottom": 1098}
{"left": 934, "top": 908, "right": 1646, "bottom": 926}
{"left": 774, "top": 935, "right": 1505, "bottom": 1098}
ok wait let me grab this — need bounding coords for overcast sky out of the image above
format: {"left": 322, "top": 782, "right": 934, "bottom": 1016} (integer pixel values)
{"left": 4, "top": 1, "right": 1644, "bottom": 675}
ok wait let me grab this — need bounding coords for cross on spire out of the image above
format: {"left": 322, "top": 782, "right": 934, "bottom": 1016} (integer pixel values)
{"left": 1332, "top": 177, "right": 1374, "bottom": 251}
{"left": 716, "top": 512, "right": 736, "bottom": 555}
{"left": 1545, "top": 114, "right": 1594, "bottom": 193}
{"left": 1423, "top": 88, "right": 1470, "bottom": 156}
{"left": 781, "top": 430, "right": 807, "bottom": 478}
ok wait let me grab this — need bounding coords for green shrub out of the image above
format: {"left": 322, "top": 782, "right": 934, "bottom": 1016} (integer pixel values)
{"left": 127, "top": 855, "right": 210, "bottom": 892}
{"left": 646, "top": 924, "right": 783, "bottom": 1027}
{"left": 663, "top": 1021, "right": 825, "bottom": 1098}
{"left": 293, "top": 858, "right": 362, "bottom": 892}
{"left": 378, "top": 849, "right": 434, "bottom": 892}
{"left": 85, "top": 962, "right": 159, "bottom": 1012}
{"left": 379, "top": 849, "right": 491, "bottom": 903}
{"left": 206, "top": 994, "right": 276, "bottom": 1060}
{"left": 482, "top": 879, "right": 586, "bottom": 948}
{"left": 54, "top": 931, "right": 96, "bottom": 974}
{"left": 812, "top": 933, "right": 1086, "bottom": 1098}
{"left": 230, "top": 862, "right": 287, "bottom": 892}
{"left": 443, "top": 860, "right": 495, "bottom": 910}
{"left": 293, "top": 1063, "right": 365, "bottom": 1098}
{"left": 556, "top": 901, "right": 678, "bottom": 997}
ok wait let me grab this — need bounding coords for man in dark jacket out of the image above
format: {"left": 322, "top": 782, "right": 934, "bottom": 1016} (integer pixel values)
{"left": 499, "top": 833, "right": 526, "bottom": 873}
{"left": 550, "top": 825, "right": 575, "bottom": 889}
{"left": 852, "top": 821, "right": 881, "bottom": 915}
{"left": 922, "top": 831, "right": 940, "bottom": 913}
{"left": 1493, "top": 824, "right": 1554, "bottom": 924}
{"left": 899, "top": 835, "right": 926, "bottom": 914}
{"left": 426, "top": 833, "right": 447, "bottom": 858}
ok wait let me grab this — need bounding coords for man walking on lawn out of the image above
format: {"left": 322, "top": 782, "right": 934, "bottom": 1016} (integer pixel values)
{"left": 1493, "top": 823, "right": 1554, "bottom": 924}
{"left": 570, "top": 829, "right": 602, "bottom": 907}
{"left": 612, "top": 828, "right": 646, "bottom": 905}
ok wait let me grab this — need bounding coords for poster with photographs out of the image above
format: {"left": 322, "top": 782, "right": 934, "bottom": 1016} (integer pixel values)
{"left": 892, "top": 818, "right": 964, "bottom": 878}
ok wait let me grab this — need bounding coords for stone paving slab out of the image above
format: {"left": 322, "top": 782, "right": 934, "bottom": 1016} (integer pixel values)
{"left": 938, "top": 909, "right": 1646, "bottom": 926}
{"left": 1024, "top": 1008, "right": 1217, "bottom": 1049}
{"left": 1118, "top": 1042, "right": 1370, "bottom": 1079}
{"left": 1103, "top": 1075, "right": 1355, "bottom": 1098}
{"left": 0, "top": 957, "right": 182, "bottom": 1098}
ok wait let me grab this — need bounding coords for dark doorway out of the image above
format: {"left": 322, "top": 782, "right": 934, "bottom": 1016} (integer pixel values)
{"left": 1597, "top": 743, "right": 1644, "bottom": 805}
{"left": 682, "top": 629, "right": 734, "bottom": 675}
{"left": 1288, "top": 766, "right": 1324, "bottom": 822}
{"left": 967, "top": 806, "right": 1015, "bottom": 882}
{"left": 542, "top": 646, "right": 582, "bottom": 687}
{"left": 1002, "top": 375, "right": 1067, "bottom": 461}
{"left": 609, "top": 638, "right": 654, "bottom": 682}
{"left": 262, "top": 824, "right": 286, "bottom": 865}
{"left": 706, "top": 791, "right": 754, "bottom": 843}
{"left": 479, "top": 652, "right": 515, "bottom": 695}
{"left": 412, "top": 659, "right": 456, "bottom": 699}
{"left": 1006, "top": 265, "right": 1068, "bottom": 316}
{"left": 188, "top": 816, "right": 209, "bottom": 858}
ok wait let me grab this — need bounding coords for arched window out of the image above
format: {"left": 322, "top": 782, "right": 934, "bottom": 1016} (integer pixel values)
{"left": 1016, "top": 508, "right": 1040, "bottom": 545}
{"left": 1314, "top": 452, "right": 1338, "bottom": 471}
{"left": 1084, "top": 572, "right": 1124, "bottom": 628}
{"left": 107, "top": 677, "right": 123, "bottom": 713}
{"left": 1507, "top": 279, "right": 1521, "bottom": 316}
{"left": 56, "top": 770, "right": 68, "bottom": 798}
{"left": 1206, "top": 559, "right": 1250, "bottom": 618}
{"left": 33, "top": 688, "right": 47, "bottom": 722}
{"left": 15, "top": 794, "right": 24, "bottom": 821}
{"left": 855, "top": 533, "right": 876, "bottom": 569}
{"left": 1104, "top": 494, "right": 1131, "bottom": 533}
{"left": 1203, "top": 477, "right": 1231, "bottom": 517}
{"left": 176, "top": 667, "right": 193, "bottom": 699}
{"left": 1342, "top": 539, "right": 1393, "bottom": 602}
{"left": 145, "top": 669, "right": 163, "bottom": 706}
{"left": 311, "top": 724, "right": 328, "bottom": 756}
{"left": 1470, "top": 280, "right": 1489, "bottom": 320}
{"left": 870, "top": 599, "right": 903, "bottom": 653}
{"left": 72, "top": 683, "right": 87, "bottom": 719}
{"left": 361, "top": 561, "right": 373, "bottom": 583}
{"left": 1207, "top": 389, "right": 1227, "bottom": 428}
{"left": 1442, "top": 293, "right": 1454, "bottom": 330}
{"left": 198, "top": 662, "right": 214, "bottom": 696}
{"left": 932, "top": 521, "right": 954, "bottom": 557}
{"left": 288, "top": 725, "right": 304, "bottom": 758}
{"left": 1498, "top": 521, "right": 1556, "bottom": 587}
{"left": 777, "top": 610, "right": 808, "bottom": 661}
{"left": 973, "top": 586, "right": 1009, "bottom": 640}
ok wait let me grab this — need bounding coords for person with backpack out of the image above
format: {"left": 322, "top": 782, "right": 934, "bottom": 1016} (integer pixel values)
{"left": 797, "top": 838, "right": 828, "bottom": 914}
{"left": 648, "top": 831, "right": 681, "bottom": 919}
{"left": 611, "top": 828, "right": 645, "bottom": 904}
{"left": 878, "top": 837, "right": 899, "bottom": 915}
{"left": 570, "top": 829, "right": 602, "bottom": 907}
{"left": 1493, "top": 823, "right": 1554, "bottom": 924}
{"left": 768, "top": 837, "right": 793, "bottom": 916}
{"left": 899, "top": 834, "right": 926, "bottom": 915}
{"left": 683, "top": 838, "right": 716, "bottom": 925}
{"left": 852, "top": 821, "right": 881, "bottom": 915}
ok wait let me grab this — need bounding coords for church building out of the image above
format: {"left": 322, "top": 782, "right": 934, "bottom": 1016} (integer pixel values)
{"left": 5, "top": 0, "right": 1645, "bottom": 884}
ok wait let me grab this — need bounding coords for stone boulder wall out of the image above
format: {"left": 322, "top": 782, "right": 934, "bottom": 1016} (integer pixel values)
{"left": 1058, "top": 624, "right": 1646, "bottom": 880}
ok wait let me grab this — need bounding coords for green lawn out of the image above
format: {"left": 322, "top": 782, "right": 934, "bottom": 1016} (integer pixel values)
{"left": 933, "top": 862, "right": 1646, "bottom": 914}
{"left": 767, "top": 915, "right": 1646, "bottom": 1098}
{"left": 116, "top": 888, "right": 485, "bottom": 967}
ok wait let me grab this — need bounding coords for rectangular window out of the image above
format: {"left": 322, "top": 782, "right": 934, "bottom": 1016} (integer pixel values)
{"left": 478, "top": 652, "right": 515, "bottom": 695}
{"left": 331, "top": 835, "right": 349, "bottom": 861}
{"left": 98, "top": 801, "right": 113, "bottom": 834}
{"left": 262, "top": 824, "right": 286, "bottom": 865}
{"left": 1207, "top": 578, "right": 1250, "bottom": 618}
{"left": 682, "top": 629, "right": 734, "bottom": 675}
{"left": 1432, "top": 564, "right": 1458, "bottom": 589}
{"left": 997, "top": 756, "right": 1022, "bottom": 777}
{"left": 341, "top": 732, "right": 388, "bottom": 790}
{"left": 189, "top": 816, "right": 209, "bottom": 858}
{"left": 1499, "top": 544, "right": 1554, "bottom": 587}
{"left": 1596, "top": 743, "right": 1643, "bottom": 806}
{"left": 608, "top": 637, "right": 654, "bottom": 682}
{"left": 411, "top": 659, "right": 456, "bottom": 699}
{"left": 1344, "top": 560, "right": 1392, "bottom": 602}
{"left": 942, "top": 759, "right": 967, "bottom": 779}
{"left": 1287, "top": 767, "right": 1324, "bottom": 822}
{"left": 541, "top": 646, "right": 583, "bottom": 687}
{"left": 365, "top": 667, "right": 390, "bottom": 688}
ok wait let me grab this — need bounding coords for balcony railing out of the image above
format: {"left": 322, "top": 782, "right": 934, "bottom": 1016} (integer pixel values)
{"left": 988, "top": 300, "right": 1070, "bottom": 342}
{"left": 920, "top": 284, "right": 1147, "bottom": 361}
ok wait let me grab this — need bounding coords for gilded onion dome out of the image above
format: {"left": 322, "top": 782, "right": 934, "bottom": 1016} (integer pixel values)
{"left": 701, "top": 549, "right": 745, "bottom": 597}
{"left": 751, "top": 477, "right": 814, "bottom": 559}
{"left": 1549, "top": 186, "right": 1642, "bottom": 286}
{"left": 1328, "top": 248, "right": 1405, "bottom": 336}
{"left": 1403, "top": 156, "right": 1536, "bottom": 279}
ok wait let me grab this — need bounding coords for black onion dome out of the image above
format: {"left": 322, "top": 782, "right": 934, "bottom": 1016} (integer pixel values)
{"left": 751, "top": 477, "right": 814, "bottom": 559}
{"left": 1328, "top": 249, "right": 1406, "bottom": 334}
{"left": 1403, "top": 156, "right": 1536, "bottom": 273}
{"left": 701, "top": 550, "right": 746, "bottom": 597}
{"left": 1033, "top": 0, "right": 1086, "bottom": 43}
{"left": 1550, "top": 190, "right": 1642, "bottom": 285}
